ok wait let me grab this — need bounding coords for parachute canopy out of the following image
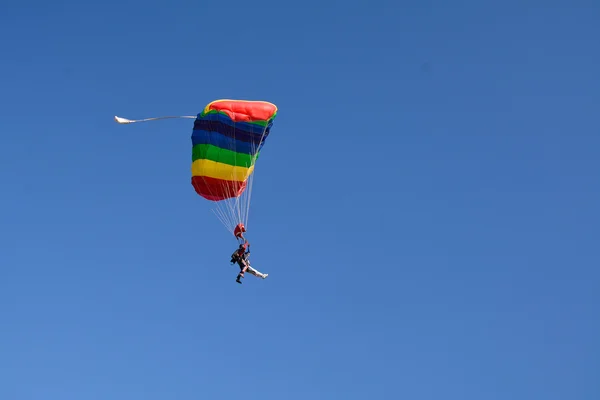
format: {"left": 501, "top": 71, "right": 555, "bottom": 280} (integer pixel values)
{"left": 190, "top": 99, "right": 278, "bottom": 234}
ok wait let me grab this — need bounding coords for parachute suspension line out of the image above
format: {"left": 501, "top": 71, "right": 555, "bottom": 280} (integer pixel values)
{"left": 229, "top": 120, "right": 268, "bottom": 233}
{"left": 211, "top": 208, "right": 233, "bottom": 235}
{"left": 235, "top": 115, "right": 246, "bottom": 230}
{"left": 242, "top": 169, "right": 253, "bottom": 229}
{"left": 207, "top": 117, "right": 270, "bottom": 237}
{"left": 193, "top": 115, "right": 239, "bottom": 235}
{"left": 191, "top": 174, "right": 233, "bottom": 233}
{"left": 231, "top": 117, "right": 243, "bottom": 231}
{"left": 218, "top": 118, "right": 238, "bottom": 233}
{"left": 243, "top": 122, "right": 269, "bottom": 231}
{"left": 211, "top": 180, "right": 237, "bottom": 233}
{"left": 203, "top": 114, "right": 247, "bottom": 237}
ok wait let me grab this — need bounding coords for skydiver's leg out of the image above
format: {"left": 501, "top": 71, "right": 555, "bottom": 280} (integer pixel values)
{"left": 236, "top": 260, "right": 248, "bottom": 283}
{"left": 245, "top": 265, "right": 268, "bottom": 279}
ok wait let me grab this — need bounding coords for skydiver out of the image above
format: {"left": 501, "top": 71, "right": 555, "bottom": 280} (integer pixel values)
{"left": 230, "top": 242, "right": 268, "bottom": 284}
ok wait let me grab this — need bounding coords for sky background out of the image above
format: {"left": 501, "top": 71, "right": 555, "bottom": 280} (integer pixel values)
{"left": 1, "top": 0, "right": 599, "bottom": 399}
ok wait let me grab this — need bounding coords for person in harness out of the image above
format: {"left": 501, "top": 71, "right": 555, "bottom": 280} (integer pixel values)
{"left": 230, "top": 242, "right": 268, "bottom": 284}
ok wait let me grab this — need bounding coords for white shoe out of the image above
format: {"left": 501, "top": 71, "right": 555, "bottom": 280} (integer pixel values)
{"left": 263, "top": 274, "right": 268, "bottom": 279}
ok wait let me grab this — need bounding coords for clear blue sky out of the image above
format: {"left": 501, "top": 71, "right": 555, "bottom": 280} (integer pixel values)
{"left": 1, "top": 1, "right": 599, "bottom": 399}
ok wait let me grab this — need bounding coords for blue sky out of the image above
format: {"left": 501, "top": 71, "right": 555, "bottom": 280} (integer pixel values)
{"left": 1, "top": 0, "right": 599, "bottom": 399}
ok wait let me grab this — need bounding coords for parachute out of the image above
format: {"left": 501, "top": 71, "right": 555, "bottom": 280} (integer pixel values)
{"left": 190, "top": 99, "right": 277, "bottom": 237}
{"left": 114, "top": 99, "right": 278, "bottom": 240}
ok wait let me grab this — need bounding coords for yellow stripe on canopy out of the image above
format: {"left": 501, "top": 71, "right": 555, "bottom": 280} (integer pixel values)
{"left": 191, "top": 159, "right": 255, "bottom": 182}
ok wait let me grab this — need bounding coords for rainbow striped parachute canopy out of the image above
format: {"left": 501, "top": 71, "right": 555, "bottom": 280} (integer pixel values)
{"left": 190, "top": 99, "right": 278, "bottom": 233}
